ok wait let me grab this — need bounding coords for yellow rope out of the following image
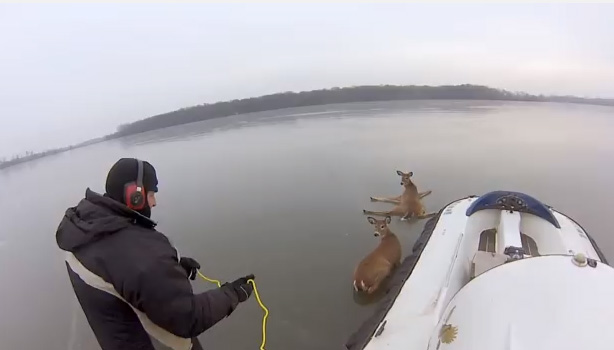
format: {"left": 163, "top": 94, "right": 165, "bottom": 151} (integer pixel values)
{"left": 196, "top": 271, "right": 269, "bottom": 350}
{"left": 196, "top": 270, "right": 221, "bottom": 287}
{"left": 248, "top": 278, "right": 269, "bottom": 350}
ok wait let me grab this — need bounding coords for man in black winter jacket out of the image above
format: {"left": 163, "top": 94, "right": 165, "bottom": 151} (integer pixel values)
{"left": 56, "top": 158, "right": 254, "bottom": 350}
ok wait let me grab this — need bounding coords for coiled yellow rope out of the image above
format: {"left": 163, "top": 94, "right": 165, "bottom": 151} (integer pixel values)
{"left": 197, "top": 270, "right": 269, "bottom": 350}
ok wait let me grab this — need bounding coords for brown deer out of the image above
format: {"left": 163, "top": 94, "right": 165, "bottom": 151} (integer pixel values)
{"left": 363, "top": 170, "right": 434, "bottom": 220}
{"left": 353, "top": 216, "right": 402, "bottom": 294}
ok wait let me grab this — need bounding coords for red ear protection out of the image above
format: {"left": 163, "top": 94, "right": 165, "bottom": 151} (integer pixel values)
{"left": 124, "top": 159, "right": 146, "bottom": 211}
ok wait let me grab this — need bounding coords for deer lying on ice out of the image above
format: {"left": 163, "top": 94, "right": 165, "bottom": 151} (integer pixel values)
{"left": 363, "top": 170, "right": 434, "bottom": 220}
{"left": 353, "top": 216, "right": 402, "bottom": 294}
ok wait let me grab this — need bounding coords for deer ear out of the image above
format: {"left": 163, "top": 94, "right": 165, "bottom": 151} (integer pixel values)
{"left": 408, "top": 171, "right": 414, "bottom": 177}
{"left": 385, "top": 216, "right": 392, "bottom": 224}
{"left": 396, "top": 170, "right": 404, "bottom": 176}
{"left": 367, "top": 217, "right": 377, "bottom": 225}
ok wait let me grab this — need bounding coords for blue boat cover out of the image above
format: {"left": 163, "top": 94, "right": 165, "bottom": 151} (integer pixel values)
{"left": 466, "top": 191, "right": 560, "bottom": 228}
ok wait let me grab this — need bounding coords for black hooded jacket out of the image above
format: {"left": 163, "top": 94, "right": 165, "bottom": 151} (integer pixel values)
{"left": 56, "top": 188, "right": 240, "bottom": 350}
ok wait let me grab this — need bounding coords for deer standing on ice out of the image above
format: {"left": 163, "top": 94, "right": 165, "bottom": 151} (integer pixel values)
{"left": 363, "top": 170, "right": 434, "bottom": 220}
{"left": 353, "top": 216, "right": 402, "bottom": 294}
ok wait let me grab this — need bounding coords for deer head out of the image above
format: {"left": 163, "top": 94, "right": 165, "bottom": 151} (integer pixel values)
{"left": 367, "top": 216, "right": 392, "bottom": 237}
{"left": 396, "top": 170, "right": 414, "bottom": 187}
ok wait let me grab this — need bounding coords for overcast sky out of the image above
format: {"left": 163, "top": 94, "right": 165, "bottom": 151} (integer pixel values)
{"left": 1, "top": 3, "right": 613, "bottom": 159}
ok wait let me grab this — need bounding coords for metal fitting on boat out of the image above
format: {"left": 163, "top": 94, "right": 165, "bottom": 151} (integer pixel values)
{"left": 572, "top": 253, "right": 588, "bottom": 267}
{"left": 588, "top": 258, "right": 598, "bottom": 268}
{"left": 504, "top": 246, "right": 525, "bottom": 261}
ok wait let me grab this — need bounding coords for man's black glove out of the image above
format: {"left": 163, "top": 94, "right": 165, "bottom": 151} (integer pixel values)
{"left": 179, "top": 257, "right": 201, "bottom": 280}
{"left": 225, "top": 274, "right": 255, "bottom": 302}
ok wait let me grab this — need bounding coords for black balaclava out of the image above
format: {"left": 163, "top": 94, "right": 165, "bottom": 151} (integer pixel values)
{"left": 105, "top": 158, "right": 158, "bottom": 218}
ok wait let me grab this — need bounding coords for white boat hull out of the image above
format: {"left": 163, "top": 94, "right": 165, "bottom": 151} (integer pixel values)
{"left": 348, "top": 191, "right": 609, "bottom": 350}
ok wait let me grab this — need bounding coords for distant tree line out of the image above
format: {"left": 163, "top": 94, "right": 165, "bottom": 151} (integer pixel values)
{"left": 0, "top": 147, "right": 73, "bottom": 170}
{"left": 3, "top": 84, "right": 614, "bottom": 170}
{"left": 0, "top": 137, "right": 103, "bottom": 170}
{"left": 110, "top": 84, "right": 614, "bottom": 138}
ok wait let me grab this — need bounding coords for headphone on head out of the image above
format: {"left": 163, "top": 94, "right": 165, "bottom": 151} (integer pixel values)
{"left": 124, "top": 159, "right": 146, "bottom": 210}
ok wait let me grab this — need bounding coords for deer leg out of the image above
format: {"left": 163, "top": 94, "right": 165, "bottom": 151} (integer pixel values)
{"left": 363, "top": 206, "right": 404, "bottom": 217}
{"left": 401, "top": 211, "right": 415, "bottom": 221}
{"left": 367, "top": 269, "right": 389, "bottom": 294}
{"left": 419, "top": 190, "right": 432, "bottom": 199}
{"left": 367, "top": 281, "right": 381, "bottom": 294}
{"left": 369, "top": 196, "right": 401, "bottom": 204}
{"left": 363, "top": 209, "right": 395, "bottom": 216}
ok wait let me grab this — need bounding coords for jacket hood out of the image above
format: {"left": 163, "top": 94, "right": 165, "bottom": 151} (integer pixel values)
{"left": 56, "top": 188, "right": 156, "bottom": 252}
